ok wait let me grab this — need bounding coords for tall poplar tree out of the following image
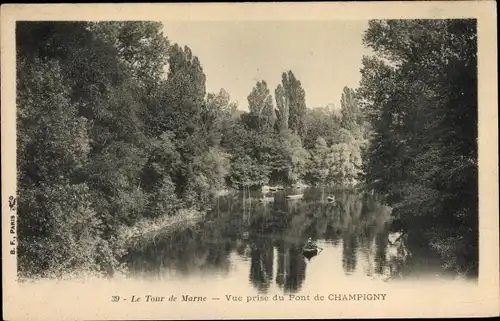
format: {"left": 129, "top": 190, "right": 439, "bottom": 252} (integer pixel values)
{"left": 275, "top": 71, "right": 307, "bottom": 138}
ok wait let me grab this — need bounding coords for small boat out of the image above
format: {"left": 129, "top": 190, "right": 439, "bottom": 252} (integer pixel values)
{"left": 269, "top": 187, "right": 277, "bottom": 192}
{"left": 302, "top": 238, "right": 321, "bottom": 259}
{"left": 327, "top": 195, "right": 336, "bottom": 202}
{"left": 286, "top": 194, "right": 304, "bottom": 200}
{"left": 302, "top": 249, "right": 318, "bottom": 260}
{"left": 258, "top": 197, "right": 274, "bottom": 203}
{"left": 302, "top": 246, "right": 318, "bottom": 254}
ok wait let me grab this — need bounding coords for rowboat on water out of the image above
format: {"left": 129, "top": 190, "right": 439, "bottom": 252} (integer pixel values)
{"left": 286, "top": 194, "right": 304, "bottom": 200}
{"left": 302, "top": 238, "right": 322, "bottom": 259}
{"left": 302, "top": 246, "right": 318, "bottom": 254}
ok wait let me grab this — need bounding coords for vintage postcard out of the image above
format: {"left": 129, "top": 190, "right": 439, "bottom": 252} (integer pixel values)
{"left": 1, "top": 2, "right": 499, "bottom": 320}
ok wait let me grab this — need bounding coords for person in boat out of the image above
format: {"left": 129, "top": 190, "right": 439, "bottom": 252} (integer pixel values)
{"left": 305, "top": 237, "right": 317, "bottom": 249}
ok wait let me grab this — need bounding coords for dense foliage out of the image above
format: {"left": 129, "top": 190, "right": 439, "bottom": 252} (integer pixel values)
{"left": 359, "top": 19, "right": 478, "bottom": 275}
{"left": 16, "top": 22, "right": 231, "bottom": 278}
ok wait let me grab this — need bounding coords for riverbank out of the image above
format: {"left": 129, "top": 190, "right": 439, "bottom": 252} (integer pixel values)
{"left": 17, "top": 208, "right": 205, "bottom": 282}
{"left": 117, "top": 208, "right": 205, "bottom": 249}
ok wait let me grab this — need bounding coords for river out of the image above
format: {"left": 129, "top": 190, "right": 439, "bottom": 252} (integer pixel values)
{"left": 124, "top": 187, "right": 472, "bottom": 292}
{"left": 12, "top": 187, "right": 483, "bottom": 320}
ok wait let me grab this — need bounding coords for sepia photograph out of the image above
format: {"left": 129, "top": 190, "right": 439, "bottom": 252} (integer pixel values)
{"left": 2, "top": 2, "right": 498, "bottom": 320}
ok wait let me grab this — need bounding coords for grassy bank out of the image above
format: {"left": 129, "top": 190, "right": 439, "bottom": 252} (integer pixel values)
{"left": 117, "top": 208, "right": 204, "bottom": 249}
{"left": 18, "top": 208, "right": 205, "bottom": 282}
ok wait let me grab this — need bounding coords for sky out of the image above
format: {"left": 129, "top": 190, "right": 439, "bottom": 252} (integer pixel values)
{"left": 162, "top": 21, "right": 373, "bottom": 111}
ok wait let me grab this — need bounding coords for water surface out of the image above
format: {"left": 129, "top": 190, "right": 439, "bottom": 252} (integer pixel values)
{"left": 125, "top": 187, "right": 470, "bottom": 294}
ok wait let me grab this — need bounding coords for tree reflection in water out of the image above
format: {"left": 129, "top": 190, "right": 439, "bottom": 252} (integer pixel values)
{"left": 125, "top": 188, "right": 423, "bottom": 291}
{"left": 275, "top": 241, "right": 307, "bottom": 293}
{"left": 249, "top": 237, "right": 274, "bottom": 293}
{"left": 342, "top": 232, "right": 359, "bottom": 274}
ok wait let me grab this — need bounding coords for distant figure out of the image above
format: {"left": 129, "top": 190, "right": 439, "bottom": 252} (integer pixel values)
{"left": 303, "top": 237, "right": 322, "bottom": 260}
{"left": 306, "top": 237, "right": 316, "bottom": 248}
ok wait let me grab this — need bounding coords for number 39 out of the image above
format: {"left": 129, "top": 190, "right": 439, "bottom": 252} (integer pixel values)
{"left": 111, "top": 296, "right": 120, "bottom": 302}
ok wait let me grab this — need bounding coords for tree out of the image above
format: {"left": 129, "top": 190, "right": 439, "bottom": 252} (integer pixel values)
{"left": 88, "top": 21, "right": 170, "bottom": 92}
{"left": 247, "top": 80, "right": 276, "bottom": 132}
{"left": 161, "top": 44, "right": 206, "bottom": 138}
{"left": 275, "top": 71, "right": 307, "bottom": 138}
{"left": 16, "top": 21, "right": 172, "bottom": 277}
{"left": 359, "top": 19, "right": 478, "bottom": 275}
{"left": 340, "top": 86, "right": 364, "bottom": 139}
{"left": 304, "top": 106, "right": 342, "bottom": 149}
{"left": 275, "top": 132, "right": 310, "bottom": 184}
{"left": 202, "top": 88, "right": 238, "bottom": 146}
{"left": 329, "top": 130, "right": 364, "bottom": 187}
{"left": 305, "top": 137, "right": 332, "bottom": 185}
{"left": 274, "top": 84, "right": 289, "bottom": 132}
{"left": 16, "top": 55, "right": 105, "bottom": 277}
